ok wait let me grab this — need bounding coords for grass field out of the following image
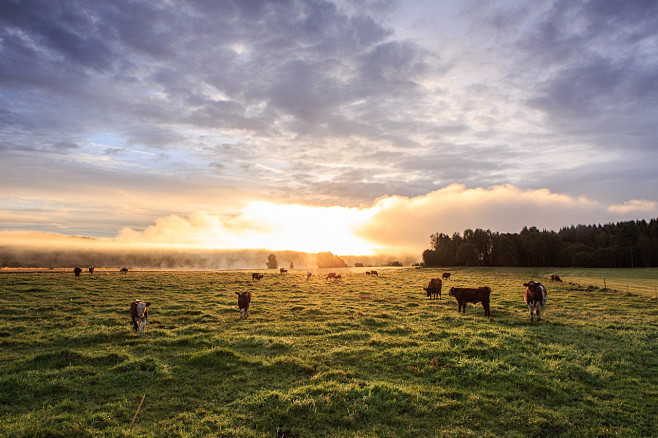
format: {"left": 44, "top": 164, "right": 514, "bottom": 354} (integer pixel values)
{"left": 1, "top": 267, "right": 657, "bottom": 437}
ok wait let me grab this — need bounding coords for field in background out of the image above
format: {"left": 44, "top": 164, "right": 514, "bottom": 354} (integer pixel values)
{"left": 551, "top": 268, "right": 658, "bottom": 298}
{"left": 1, "top": 267, "right": 657, "bottom": 437}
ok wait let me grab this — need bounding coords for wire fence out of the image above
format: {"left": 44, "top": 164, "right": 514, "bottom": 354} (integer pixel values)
{"left": 563, "top": 276, "right": 658, "bottom": 298}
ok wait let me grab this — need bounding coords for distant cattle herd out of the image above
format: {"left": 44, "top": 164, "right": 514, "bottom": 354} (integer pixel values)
{"left": 69, "top": 266, "right": 558, "bottom": 334}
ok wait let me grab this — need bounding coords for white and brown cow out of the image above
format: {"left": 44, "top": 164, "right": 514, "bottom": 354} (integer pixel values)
{"left": 523, "top": 281, "right": 547, "bottom": 321}
{"left": 130, "top": 299, "right": 151, "bottom": 335}
{"left": 236, "top": 290, "right": 252, "bottom": 319}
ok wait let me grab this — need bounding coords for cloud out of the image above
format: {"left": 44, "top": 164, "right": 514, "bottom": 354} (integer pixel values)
{"left": 357, "top": 184, "right": 658, "bottom": 251}
{"left": 1, "top": 0, "right": 657, "bottom": 241}
{"left": 110, "top": 184, "right": 657, "bottom": 254}
{"left": 608, "top": 199, "right": 657, "bottom": 215}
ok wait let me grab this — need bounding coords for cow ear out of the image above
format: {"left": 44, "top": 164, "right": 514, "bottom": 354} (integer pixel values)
{"left": 146, "top": 302, "right": 151, "bottom": 307}
{"left": 235, "top": 291, "right": 240, "bottom": 295}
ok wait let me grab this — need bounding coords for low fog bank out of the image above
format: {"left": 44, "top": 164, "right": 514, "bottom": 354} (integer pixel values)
{"left": 0, "top": 233, "right": 419, "bottom": 270}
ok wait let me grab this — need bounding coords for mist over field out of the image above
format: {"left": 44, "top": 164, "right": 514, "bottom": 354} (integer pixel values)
{"left": 0, "top": 233, "right": 418, "bottom": 270}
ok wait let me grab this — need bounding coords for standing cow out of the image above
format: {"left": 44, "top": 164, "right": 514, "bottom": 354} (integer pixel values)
{"left": 524, "top": 281, "right": 547, "bottom": 321}
{"left": 130, "top": 299, "right": 151, "bottom": 335}
{"left": 73, "top": 267, "right": 82, "bottom": 276}
{"left": 449, "top": 287, "right": 492, "bottom": 316}
{"left": 424, "top": 278, "right": 443, "bottom": 299}
{"left": 236, "top": 291, "right": 252, "bottom": 319}
{"left": 441, "top": 272, "right": 451, "bottom": 280}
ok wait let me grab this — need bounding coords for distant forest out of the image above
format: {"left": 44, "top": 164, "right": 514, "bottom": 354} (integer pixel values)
{"left": 423, "top": 218, "right": 658, "bottom": 268}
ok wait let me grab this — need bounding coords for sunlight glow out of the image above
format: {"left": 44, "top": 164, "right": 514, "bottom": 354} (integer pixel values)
{"left": 115, "top": 201, "right": 382, "bottom": 255}
{"left": 208, "top": 201, "right": 380, "bottom": 255}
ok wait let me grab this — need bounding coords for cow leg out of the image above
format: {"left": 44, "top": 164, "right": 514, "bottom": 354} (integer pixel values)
{"left": 483, "top": 303, "right": 490, "bottom": 317}
{"left": 133, "top": 320, "right": 139, "bottom": 332}
{"left": 528, "top": 306, "right": 534, "bottom": 321}
{"left": 141, "top": 318, "right": 147, "bottom": 335}
{"left": 536, "top": 308, "right": 541, "bottom": 322}
{"left": 245, "top": 308, "right": 249, "bottom": 318}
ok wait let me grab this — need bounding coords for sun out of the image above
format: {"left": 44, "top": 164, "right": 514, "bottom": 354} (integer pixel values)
{"left": 229, "top": 201, "right": 380, "bottom": 255}
{"left": 188, "top": 201, "right": 376, "bottom": 255}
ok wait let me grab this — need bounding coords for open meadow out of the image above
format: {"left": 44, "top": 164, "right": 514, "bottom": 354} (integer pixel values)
{"left": 1, "top": 267, "right": 657, "bottom": 437}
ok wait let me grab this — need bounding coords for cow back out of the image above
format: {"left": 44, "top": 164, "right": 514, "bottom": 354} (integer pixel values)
{"left": 449, "top": 287, "right": 490, "bottom": 303}
{"left": 426, "top": 278, "right": 442, "bottom": 291}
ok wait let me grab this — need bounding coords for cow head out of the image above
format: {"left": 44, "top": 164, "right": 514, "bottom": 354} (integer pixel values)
{"left": 448, "top": 287, "right": 455, "bottom": 297}
{"left": 132, "top": 301, "right": 150, "bottom": 319}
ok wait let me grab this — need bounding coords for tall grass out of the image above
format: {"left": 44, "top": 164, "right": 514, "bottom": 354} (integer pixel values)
{"left": 1, "top": 267, "right": 657, "bottom": 437}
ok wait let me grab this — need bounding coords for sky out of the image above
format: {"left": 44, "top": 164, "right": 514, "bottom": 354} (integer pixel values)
{"left": 1, "top": 0, "right": 657, "bottom": 256}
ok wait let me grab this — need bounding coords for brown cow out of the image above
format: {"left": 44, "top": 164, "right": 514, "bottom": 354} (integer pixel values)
{"left": 550, "top": 274, "right": 562, "bottom": 282}
{"left": 424, "top": 278, "right": 443, "bottom": 299}
{"left": 252, "top": 273, "right": 264, "bottom": 280}
{"left": 236, "top": 290, "right": 252, "bottom": 319}
{"left": 441, "top": 272, "right": 451, "bottom": 280}
{"left": 130, "top": 299, "right": 151, "bottom": 335}
{"left": 524, "top": 281, "right": 547, "bottom": 321}
{"left": 326, "top": 272, "right": 337, "bottom": 280}
{"left": 370, "top": 270, "right": 378, "bottom": 276}
{"left": 73, "top": 267, "right": 82, "bottom": 276}
{"left": 280, "top": 268, "right": 288, "bottom": 273}
{"left": 449, "top": 287, "right": 492, "bottom": 316}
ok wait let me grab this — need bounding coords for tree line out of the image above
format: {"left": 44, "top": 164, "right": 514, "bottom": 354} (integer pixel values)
{"left": 422, "top": 218, "right": 658, "bottom": 268}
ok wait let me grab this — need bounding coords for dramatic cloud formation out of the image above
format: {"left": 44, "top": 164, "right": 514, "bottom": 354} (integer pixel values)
{"left": 1, "top": 0, "right": 656, "bottom": 254}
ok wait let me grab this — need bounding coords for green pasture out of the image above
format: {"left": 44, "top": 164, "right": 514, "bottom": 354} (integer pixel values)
{"left": 0, "top": 267, "right": 657, "bottom": 437}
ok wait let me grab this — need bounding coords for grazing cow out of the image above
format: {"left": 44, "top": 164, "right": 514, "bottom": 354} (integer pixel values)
{"left": 280, "top": 268, "right": 287, "bottom": 273}
{"left": 449, "top": 287, "right": 492, "bottom": 316}
{"left": 130, "top": 299, "right": 151, "bottom": 335}
{"left": 524, "top": 281, "right": 547, "bottom": 321}
{"left": 335, "top": 274, "right": 342, "bottom": 280}
{"left": 252, "top": 273, "right": 264, "bottom": 280}
{"left": 370, "top": 270, "right": 378, "bottom": 276}
{"left": 73, "top": 267, "right": 82, "bottom": 276}
{"left": 550, "top": 274, "right": 562, "bottom": 282}
{"left": 306, "top": 271, "right": 312, "bottom": 280}
{"left": 236, "top": 290, "right": 252, "bottom": 319}
{"left": 441, "top": 272, "right": 451, "bottom": 280}
{"left": 88, "top": 266, "right": 95, "bottom": 274}
{"left": 424, "top": 278, "right": 443, "bottom": 299}
{"left": 326, "top": 272, "right": 337, "bottom": 280}
{"left": 120, "top": 267, "right": 129, "bottom": 274}
{"left": 365, "top": 271, "right": 371, "bottom": 275}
